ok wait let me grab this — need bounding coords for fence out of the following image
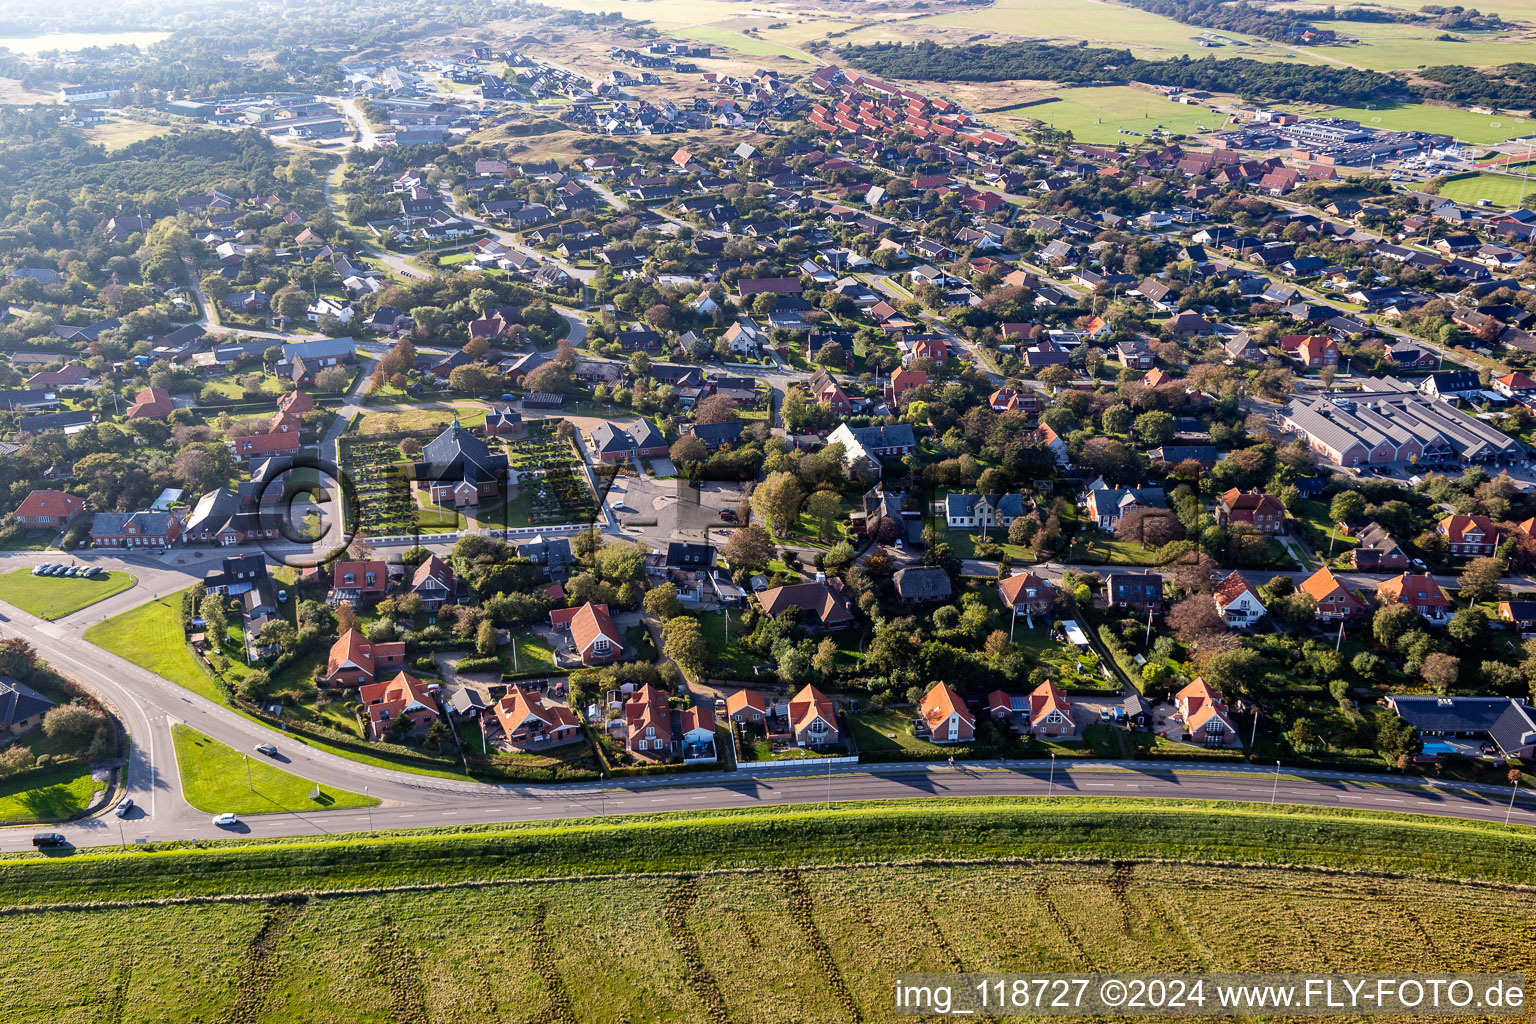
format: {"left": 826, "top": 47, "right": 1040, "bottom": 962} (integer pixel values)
{"left": 735, "top": 754, "right": 859, "bottom": 773}
{"left": 360, "top": 521, "right": 593, "bottom": 547}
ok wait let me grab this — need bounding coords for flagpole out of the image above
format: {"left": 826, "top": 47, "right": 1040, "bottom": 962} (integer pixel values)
{"left": 1335, "top": 619, "right": 1344, "bottom": 653}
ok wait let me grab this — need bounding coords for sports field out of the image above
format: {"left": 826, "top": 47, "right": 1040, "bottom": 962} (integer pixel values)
{"left": 1002, "top": 86, "right": 1224, "bottom": 144}
{"left": 1, "top": 799, "right": 1534, "bottom": 1022}
{"left": 1426, "top": 172, "right": 1536, "bottom": 207}
{"left": 1317, "top": 102, "right": 1534, "bottom": 146}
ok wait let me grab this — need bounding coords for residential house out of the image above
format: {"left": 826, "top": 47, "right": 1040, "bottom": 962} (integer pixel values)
{"left": 1350, "top": 522, "right": 1410, "bottom": 572}
{"left": 1438, "top": 514, "right": 1500, "bottom": 557}
{"left": 1027, "top": 681, "right": 1075, "bottom": 739}
{"left": 495, "top": 686, "right": 582, "bottom": 750}
{"left": 1217, "top": 488, "right": 1286, "bottom": 534}
{"left": 1213, "top": 571, "right": 1266, "bottom": 629}
{"left": 11, "top": 489, "right": 82, "bottom": 529}
{"left": 787, "top": 683, "right": 839, "bottom": 747}
{"left": 1176, "top": 678, "right": 1239, "bottom": 747}
{"left": 0, "top": 677, "right": 55, "bottom": 738}
{"left": 551, "top": 602, "right": 625, "bottom": 664}
{"left": 826, "top": 422, "right": 916, "bottom": 476}
{"left": 1497, "top": 600, "right": 1536, "bottom": 634}
{"left": 410, "top": 555, "right": 456, "bottom": 611}
{"left": 1375, "top": 573, "right": 1452, "bottom": 624}
{"left": 624, "top": 683, "right": 673, "bottom": 759}
{"left": 998, "top": 572, "right": 1055, "bottom": 617}
{"left": 590, "top": 420, "right": 669, "bottom": 465}
{"left": 1299, "top": 567, "right": 1366, "bottom": 622}
{"left": 725, "top": 689, "right": 769, "bottom": 727}
{"left": 1084, "top": 481, "right": 1167, "bottom": 530}
{"left": 944, "top": 492, "right": 1024, "bottom": 531}
{"left": 1385, "top": 696, "right": 1536, "bottom": 760}
{"left": 919, "top": 682, "right": 975, "bottom": 744}
{"left": 758, "top": 579, "right": 853, "bottom": 631}
{"left": 126, "top": 386, "right": 174, "bottom": 419}
{"left": 359, "top": 672, "right": 440, "bottom": 741}
{"left": 322, "top": 628, "right": 407, "bottom": 687}
{"left": 89, "top": 510, "right": 182, "bottom": 548}
{"left": 892, "top": 566, "right": 953, "bottom": 604}
{"left": 1106, "top": 572, "right": 1164, "bottom": 612}
{"left": 330, "top": 560, "right": 390, "bottom": 606}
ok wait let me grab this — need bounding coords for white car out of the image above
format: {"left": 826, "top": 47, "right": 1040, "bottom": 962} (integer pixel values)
{"left": 213, "top": 812, "right": 240, "bottom": 827}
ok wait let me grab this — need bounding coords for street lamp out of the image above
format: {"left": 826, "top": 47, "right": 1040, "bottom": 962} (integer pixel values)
{"left": 1047, "top": 752, "right": 1056, "bottom": 800}
{"left": 1270, "top": 760, "right": 1281, "bottom": 807}
{"left": 243, "top": 754, "right": 252, "bottom": 792}
{"left": 599, "top": 773, "right": 606, "bottom": 819}
{"left": 1506, "top": 778, "right": 1520, "bottom": 827}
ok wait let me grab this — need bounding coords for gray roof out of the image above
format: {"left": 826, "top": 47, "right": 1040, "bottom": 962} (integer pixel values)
{"left": 0, "top": 677, "right": 54, "bottom": 729}
{"left": 893, "top": 565, "right": 953, "bottom": 600}
{"left": 945, "top": 492, "right": 1025, "bottom": 519}
{"left": 1389, "top": 696, "right": 1536, "bottom": 755}
{"left": 184, "top": 488, "right": 240, "bottom": 535}
{"left": 281, "top": 337, "right": 356, "bottom": 361}
{"left": 418, "top": 420, "right": 505, "bottom": 485}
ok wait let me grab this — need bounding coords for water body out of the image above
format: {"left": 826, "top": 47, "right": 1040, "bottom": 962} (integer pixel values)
{"left": 0, "top": 30, "right": 170, "bottom": 54}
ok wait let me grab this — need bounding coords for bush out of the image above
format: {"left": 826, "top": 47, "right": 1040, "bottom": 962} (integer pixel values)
{"left": 455, "top": 655, "right": 501, "bottom": 674}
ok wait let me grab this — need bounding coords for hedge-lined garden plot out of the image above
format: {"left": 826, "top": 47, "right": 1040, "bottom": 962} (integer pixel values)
{"left": 500, "top": 423, "right": 598, "bottom": 526}
{"left": 504, "top": 422, "right": 578, "bottom": 472}
{"left": 339, "top": 435, "right": 460, "bottom": 536}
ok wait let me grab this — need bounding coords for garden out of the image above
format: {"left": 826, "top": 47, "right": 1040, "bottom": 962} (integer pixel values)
{"left": 339, "top": 435, "right": 460, "bottom": 537}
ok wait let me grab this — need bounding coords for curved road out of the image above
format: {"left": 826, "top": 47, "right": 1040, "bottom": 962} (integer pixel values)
{"left": 1, "top": 547, "right": 1535, "bottom": 852}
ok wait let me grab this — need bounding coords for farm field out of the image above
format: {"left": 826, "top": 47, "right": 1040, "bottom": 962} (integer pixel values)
{"left": 1422, "top": 172, "right": 1535, "bottom": 208}
{"left": 84, "top": 590, "right": 222, "bottom": 703}
{"left": 1316, "top": 101, "right": 1534, "bottom": 146}
{"left": 0, "top": 567, "right": 135, "bottom": 620}
{"left": 1000, "top": 86, "right": 1224, "bottom": 145}
{"left": 2, "top": 800, "right": 1536, "bottom": 1022}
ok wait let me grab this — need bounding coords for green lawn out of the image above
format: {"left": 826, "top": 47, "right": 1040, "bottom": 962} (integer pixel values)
{"left": 0, "top": 568, "right": 136, "bottom": 620}
{"left": 1004, "top": 85, "right": 1220, "bottom": 145}
{"left": 1295, "top": 499, "right": 1357, "bottom": 555}
{"left": 171, "top": 724, "right": 378, "bottom": 815}
{"left": 84, "top": 589, "right": 222, "bottom": 702}
{"left": 0, "top": 763, "right": 103, "bottom": 825}
{"left": 500, "top": 633, "right": 561, "bottom": 676}
{"left": 0, "top": 528, "right": 56, "bottom": 550}
{"left": 1423, "top": 172, "right": 1534, "bottom": 209}
{"left": 698, "top": 608, "right": 759, "bottom": 679}
{"left": 1067, "top": 535, "right": 1191, "bottom": 566}
{"left": 847, "top": 707, "right": 989, "bottom": 760}
{"left": 1318, "top": 101, "right": 1533, "bottom": 146}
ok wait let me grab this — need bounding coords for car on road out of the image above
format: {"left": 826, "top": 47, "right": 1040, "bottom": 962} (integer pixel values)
{"left": 114, "top": 798, "right": 134, "bottom": 818}
{"left": 254, "top": 743, "right": 278, "bottom": 757}
{"left": 213, "top": 813, "right": 240, "bottom": 827}
{"left": 32, "top": 832, "right": 67, "bottom": 847}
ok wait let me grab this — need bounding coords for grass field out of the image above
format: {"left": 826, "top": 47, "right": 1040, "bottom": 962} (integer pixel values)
{"left": 355, "top": 404, "right": 487, "bottom": 434}
{"left": 0, "top": 568, "right": 135, "bottom": 620}
{"left": 1318, "top": 101, "right": 1534, "bottom": 146}
{"left": 0, "top": 764, "right": 102, "bottom": 825}
{"left": 1, "top": 799, "right": 1536, "bottom": 1021}
{"left": 1002, "top": 86, "right": 1222, "bottom": 145}
{"left": 171, "top": 725, "right": 377, "bottom": 815}
{"left": 1423, "top": 172, "right": 1535, "bottom": 208}
{"left": 84, "top": 589, "right": 221, "bottom": 702}
{"left": 83, "top": 115, "right": 172, "bottom": 151}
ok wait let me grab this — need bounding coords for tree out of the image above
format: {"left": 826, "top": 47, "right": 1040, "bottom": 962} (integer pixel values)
{"left": 644, "top": 582, "right": 682, "bottom": 621}
{"left": 1419, "top": 652, "right": 1461, "bottom": 691}
{"left": 1008, "top": 515, "right": 1038, "bottom": 548}
{"left": 694, "top": 394, "right": 739, "bottom": 425}
{"left": 1329, "top": 491, "right": 1365, "bottom": 525}
{"left": 596, "top": 540, "right": 647, "bottom": 583}
{"left": 752, "top": 472, "right": 805, "bottom": 538}
{"left": 1131, "top": 410, "right": 1175, "bottom": 447}
{"left": 812, "top": 636, "right": 838, "bottom": 676}
{"left": 315, "top": 366, "right": 349, "bottom": 393}
{"left": 723, "top": 525, "right": 774, "bottom": 570}
{"left": 804, "top": 490, "right": 843, "bottom": 544}
{"left": 670, "top": 435, "right": 707, "bottom": 466}
{"left": 199, "top": 592, "right": 229, "bottom": 646}
{"left": 1457, "top": 557, "right": 1505, "bottom": 604}
{"left": 275, "top": 290, "right": 309, "bottom": 321}
{"left": 1114, "top": 506, "right": 1184, "bottom": 548}
{"left": 629, "top": 351, "right": 651, "bottom": 377}
{"left": 475, "top": 618, "right": 498, "bottom": 657}
{"left": 816, "top": 342, "right": 847, "bottom": 368}
{"left": 1101, "top": 404, "right": 1132, "bottom": 435}
{"left": 1375, "top": 713, "right": 1421, "bottom": 766}
{"left": 1373, "top": 602, "right": 1419, "bottom": 647}
{"left": 41, "top": 704, "right": 106, "bottom": 747}
{"left": 662, "top": 616, "right": 707, "bottom": 677}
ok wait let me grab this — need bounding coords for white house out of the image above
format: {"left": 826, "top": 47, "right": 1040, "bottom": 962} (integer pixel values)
{"left": 1213, "top": 571, "right": 1266, "bottom": 629}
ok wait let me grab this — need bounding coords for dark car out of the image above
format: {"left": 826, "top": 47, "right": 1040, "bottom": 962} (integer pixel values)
{"left": 32, "top": 832, "right": 67, "bottom": 848}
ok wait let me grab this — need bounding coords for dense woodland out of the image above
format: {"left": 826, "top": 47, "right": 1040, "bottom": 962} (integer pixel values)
{"left": 837, "top": 40, "right": 1410, "bottom": 104}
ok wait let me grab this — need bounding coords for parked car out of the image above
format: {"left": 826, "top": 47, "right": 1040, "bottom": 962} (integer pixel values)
{"left": 254, "top": 743, "right": 278, "bottom": 757}
{"left": 31, "top": 832, "right": 67, "bottom": 847}
{"left": 718, "top": 508, "right": 737, "bottom": 522}
{"left": 114, "top": 798, "right": 134, "bottom": 818}
{"left": 30, "top": 565, "right": 49, "bottom": 576}
{"left": 213, "top": 812, "right": 240, "bottom": 827}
